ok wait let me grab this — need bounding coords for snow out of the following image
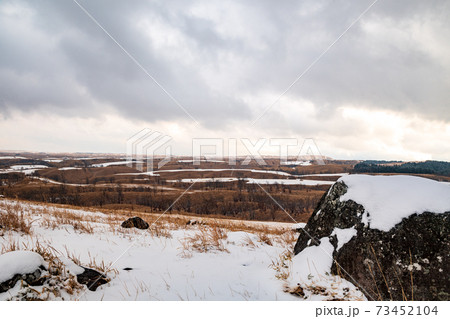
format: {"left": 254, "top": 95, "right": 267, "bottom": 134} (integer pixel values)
{"left": 119, "top": 168, "right": 293, "bottom": 177}
{"left": 287, "top": 236, "right": 365, "bottom": 300}
{"left": 58, "top": 167, "right": 82, "bottom": 171}
{"left": 280, "top": 161, "right": 311, "bottom": 166}
{"left": 299, "top": 173, "right": 348, "bottom": 177}
{"left": 0, "top": 251, "right": 45, "bottom": 283}
{"left": 44, "top": 159, "right": 64, "bottom": 163}
{"left": 331, "top": 227, "right": 357, "bottom": 251}
{"left": 31, "top": 177, "right": 89, "bottom": 187}
{"left": 339, "top": 175, "right": 450, "bottom": 231}
{"left": 0, "top": 156, "right": 27, "bottom": 160}
{"left": 0, "top": 199, "right": 365, "bottom": 301}
{"left": 168, "top": 177, "right": 239, "bottom": 183}
{"left": 290, "top": 237, "right": 334, "bottom": 282}
{"left": 168, "top": 177, "right": 334, "bottom": 186}
{"left": 246, "top": 178, "right": 335, "bottom": 186}
{"left": 10, "top": 165, "right": 48, "bottom": 170}
{"left": 291, "top": 223, "right": 306, "bottom": 230}
{"left": 92, "top": 161, "right": 143, "bottom": 167}
{"left": 59, "top": 256, "right": 85, "bottom": 275}
{"left": 0, "top": 165, "right": 48, "bottom": 175}
{"left": 0, "top": 200, "right": 301, "bottom": 301}
{"left": 177, "top": 159, "right": 226, "bottom": 163}
{"left": 74, "top": 157, "right": 110, "bottom": 160}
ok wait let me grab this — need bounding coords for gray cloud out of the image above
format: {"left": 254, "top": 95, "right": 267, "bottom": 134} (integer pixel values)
{"left": 1, "top": 0, "right": 449, "bottom": 131}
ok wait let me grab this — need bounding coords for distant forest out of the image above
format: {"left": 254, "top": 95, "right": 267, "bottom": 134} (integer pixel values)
{"left": 353, "top": 160, "right": 450, "bottom": 177}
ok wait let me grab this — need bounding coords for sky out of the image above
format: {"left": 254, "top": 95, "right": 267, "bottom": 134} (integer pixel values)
{"left": 0, "top": 0, "right": 449, "bottom": 160}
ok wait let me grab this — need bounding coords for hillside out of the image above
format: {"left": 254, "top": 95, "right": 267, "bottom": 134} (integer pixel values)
{"left": 0, "top": 198, "right": 363, "bottom": 301}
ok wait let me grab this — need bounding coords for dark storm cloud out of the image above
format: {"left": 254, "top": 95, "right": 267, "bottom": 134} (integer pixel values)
{"left": 0, "top": 0, "right": 449, "bottom": 127}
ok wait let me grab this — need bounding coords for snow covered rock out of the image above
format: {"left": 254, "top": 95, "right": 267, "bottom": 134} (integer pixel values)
{"left": 0, "top": 251, "right": 46, "bottom": 293}
{"left": 121, "top": 216, "right": 149, "bottom": 230}
{"left": 293, "top": 175, "right": 450, "bottom": 301}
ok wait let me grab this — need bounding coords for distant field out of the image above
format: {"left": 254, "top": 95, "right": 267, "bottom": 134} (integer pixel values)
{"left": 0, "top": 154, "right": 359, "bottom": 223}
{"left": 2, "top": 154, "right": 448, "bottom": 223}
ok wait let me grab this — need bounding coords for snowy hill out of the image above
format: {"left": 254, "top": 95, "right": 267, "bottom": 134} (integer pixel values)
{"left": 0, "top": 198, "right": 363, "bottom": 301}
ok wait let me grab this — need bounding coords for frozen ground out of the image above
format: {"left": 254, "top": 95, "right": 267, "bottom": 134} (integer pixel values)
{"left": 0, "top": 199, "right": 364, "bottom": 301}
{"left": 168, "top": 177, "right": 334, "bottom": 186}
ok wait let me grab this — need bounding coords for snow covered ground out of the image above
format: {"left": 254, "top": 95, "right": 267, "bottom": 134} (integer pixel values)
{"left": 246, "top": 178, "right": 335, "bottom": 186}
{"left": 0, "top": 165, "right": 49, "bottom": 175}
{"left": 0, "top": 199, "right": 364, "bottom": 301}
{"left": 92, "top": 161, "right": 143, "bottom": 167}
{"left": 280, "top": 161, "right": 311, "bottom": 166}
{"left": 168, "top": 177, "right": 334, "bottom": 186}
{"left": 0, "top": 156, "right": 27, "bottom": 160}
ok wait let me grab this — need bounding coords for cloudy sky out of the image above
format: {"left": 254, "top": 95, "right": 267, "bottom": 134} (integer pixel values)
{"left": 1, "top": 0, "right": 449, "bottom": 160}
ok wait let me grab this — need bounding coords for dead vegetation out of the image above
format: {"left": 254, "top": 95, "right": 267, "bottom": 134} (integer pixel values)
{"left": 0, "top": 202, "right": 32, "bottom": 235}
{"left": 180, "top": 224, "right": 229, "bottom": 257}
{"left": 0, "top": 238, "right": 84, "bottom": 300}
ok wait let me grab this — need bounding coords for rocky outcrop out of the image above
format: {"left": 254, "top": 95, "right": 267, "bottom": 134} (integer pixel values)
{"left": 294, "top": 180, "right": 450, "bottom": 301}
{"left": 121, "top": 216, "right": 149, "bottom": 230}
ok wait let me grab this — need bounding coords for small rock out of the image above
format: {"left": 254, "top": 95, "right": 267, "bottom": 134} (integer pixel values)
{"left": 121, "top": 217, "right": 149, "bottom": 230}
{"left": 76, "top": 267, "right": 109, "bottom": 291}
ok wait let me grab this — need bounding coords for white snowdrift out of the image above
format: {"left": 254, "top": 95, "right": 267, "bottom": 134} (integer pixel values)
{"left": 339, "top": 175, "right": 450, "bottom": 231}
{"left": 168, "top": 177, "right": 334, "bottom": 186}
{"left": 92, "top": 161, "right": 143, "bottom": 167}
{"left": 10, "top": 165, "right": 48, "bottom": 170}
{"left": 0, "top": 251, "right": 45, "bottom": 283}
{"left": 290, "top": 237, "right": 334, "bottom": 281}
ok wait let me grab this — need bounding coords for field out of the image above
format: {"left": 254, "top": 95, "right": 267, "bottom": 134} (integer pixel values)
{"left": 0, "top": 198, "right": 365, "bottom": 301}
{"left": 0, "top": 154, "right": 356, "bottom": 223}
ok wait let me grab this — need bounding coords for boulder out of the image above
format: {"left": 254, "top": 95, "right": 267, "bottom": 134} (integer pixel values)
{"left": 121, "top": 216, "right": 149, "bottom": 230}
{"left": 293, "top": 175, "right": 450, "bottom": 301}
{"left": 0, "top": 251, "right": 46, "bottom": 293}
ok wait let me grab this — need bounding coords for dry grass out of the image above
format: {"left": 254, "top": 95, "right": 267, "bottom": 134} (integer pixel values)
{"left": 180, "top": 225, "right": 229, "bottom": 257}
{"left": 270, "top": 250, "right": 293, "bottom": 280}
{"left": 0, "top": 238, "right": 84, "bottom": 300}
{"left": 0, "top": 202, "right": 32, "bottom": 234}
{"left": 256, "top": 232, "right": 273, "bottom": 246}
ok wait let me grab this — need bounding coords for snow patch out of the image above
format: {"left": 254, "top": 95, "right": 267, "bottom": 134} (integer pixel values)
{"left": 0, "top": 251, "right": 45, "bottom": 283}
{"left": 92, "top": 161, "right": 143, "bottom": 167}
{"left": 331, "top": 227, "right": 357, "bottom": 251}
{"left": 59, "top": 256, "right": 84, "bottom": 275}
{"left": 290, "top": 237, "right": 334, "bottom": 282}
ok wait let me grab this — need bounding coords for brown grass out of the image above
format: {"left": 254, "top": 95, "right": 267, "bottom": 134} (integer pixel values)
{"left": 0, "top": 202, "right": 32, "bottom": 234}
{"left": 180, "top": 225, "right": 229, "bottom": 256}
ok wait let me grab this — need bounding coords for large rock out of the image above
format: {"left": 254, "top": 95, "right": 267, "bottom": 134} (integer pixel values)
{"left": 121, "top": 216, "right": 149, "bottom": 230}
{"left": 294, "top": 175, "right": 450, "bottom": 301}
